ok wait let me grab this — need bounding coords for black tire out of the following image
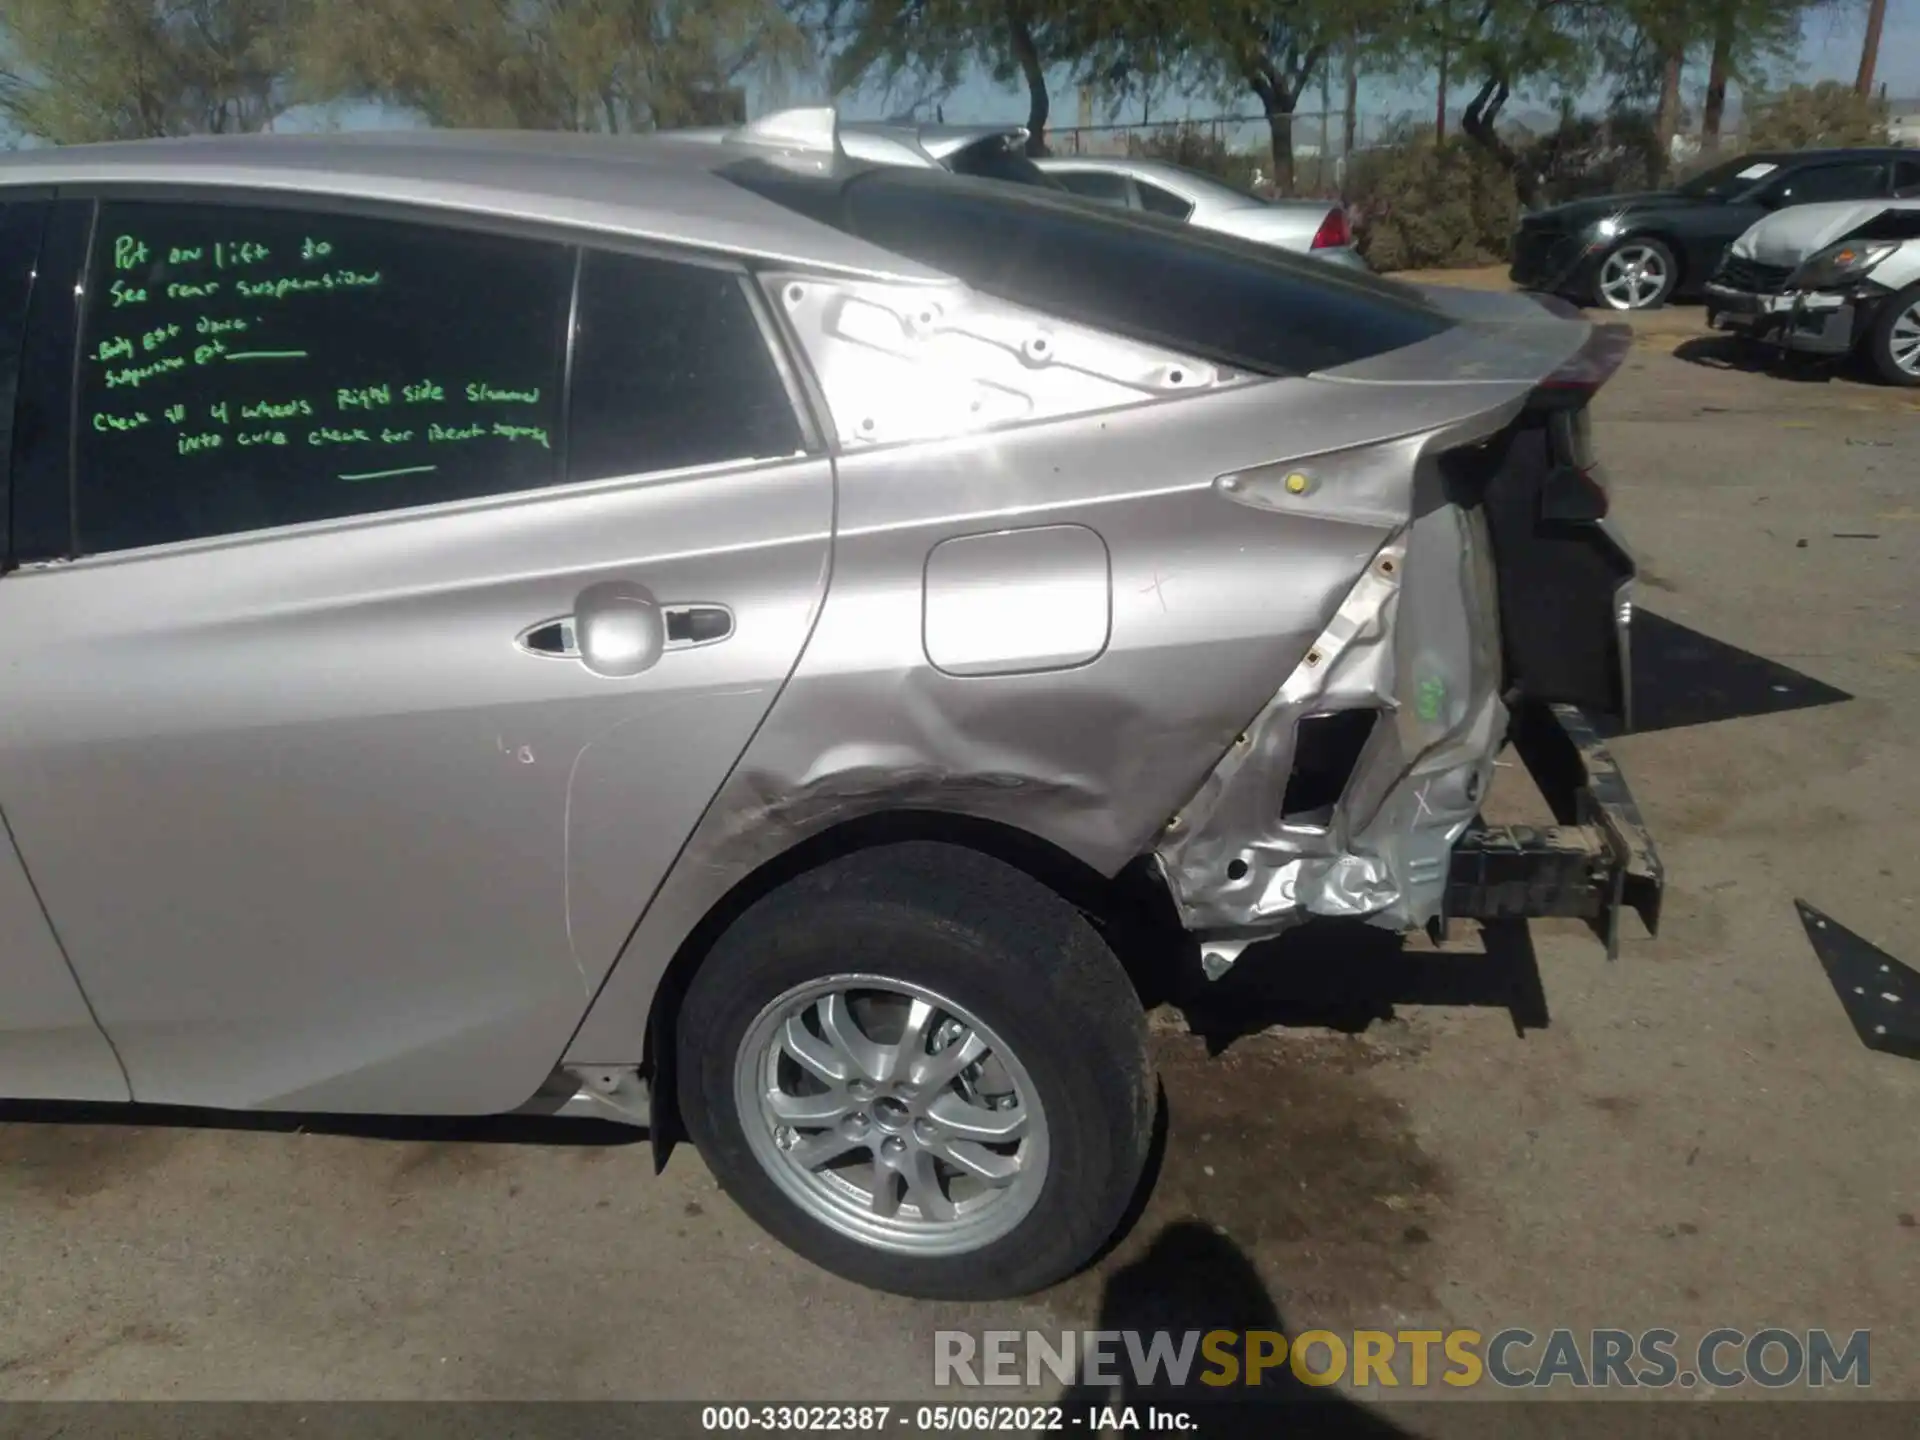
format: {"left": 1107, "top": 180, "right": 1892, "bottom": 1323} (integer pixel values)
{"left": 1866, "top": 283, "right": 1920, "bottom": 387}
{"left": 1591, "top": 235, "right": 1678, "bottom": 311}
{"left": 677, "top": 841, "right": 1154, "bottom": 1299}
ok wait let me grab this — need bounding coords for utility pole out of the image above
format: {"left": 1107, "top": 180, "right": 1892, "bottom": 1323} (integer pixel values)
{"left": 1343, "top": 43, "right": 1358, "bottom": 193}
{"left": 1318, "top": 51, "right": 1333, "bottom": 193}
{"left": 1857, "top": 0, "right": 1887, "bottom": 97}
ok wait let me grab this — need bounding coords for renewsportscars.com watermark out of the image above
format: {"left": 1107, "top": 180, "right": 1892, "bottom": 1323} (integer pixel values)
{"left": 934, "top": 1327, "right": 1872, "bottom": 1391}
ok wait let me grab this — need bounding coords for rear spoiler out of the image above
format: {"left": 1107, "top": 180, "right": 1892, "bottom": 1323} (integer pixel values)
{"left": 1530, "top": 316, "right": 1633, "bottom": 408}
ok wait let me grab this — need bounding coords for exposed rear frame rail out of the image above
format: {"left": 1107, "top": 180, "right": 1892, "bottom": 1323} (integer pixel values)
{"left": 1445, "top": 701, "right": 1665, "bottom": 958}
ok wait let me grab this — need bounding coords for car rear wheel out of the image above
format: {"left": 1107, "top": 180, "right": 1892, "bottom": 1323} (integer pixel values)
{"left": 677, "top": 842, "right": 1154, "bottom": 1299}
{"left": 1594, "top": 237, "right": 1677, "bottom": 311}
{"left": 1867, "top": 284, "right": 1920, "bottom": 387}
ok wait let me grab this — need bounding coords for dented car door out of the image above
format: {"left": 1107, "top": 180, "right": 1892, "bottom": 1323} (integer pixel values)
{"left": 0, "top": 195, "right": 129, "bottom": 1102}
{"left": 0, "top": 194, "right": 829, "bottom": 1114}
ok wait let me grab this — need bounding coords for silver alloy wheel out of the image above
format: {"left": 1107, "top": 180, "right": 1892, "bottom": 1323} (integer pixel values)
{"left": 733, "top": 974, "right": 1050, "bottom": 1256}
{"left": 1890, "top": 299, "right": 1920, "bottom": 377}
{"left": 1597, "top": 243, "right": 1670, "bottom": 310}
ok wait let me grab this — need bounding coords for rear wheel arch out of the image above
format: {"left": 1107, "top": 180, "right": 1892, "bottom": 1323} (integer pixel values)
{"left": 670, "top": 831, "right": 1157, "bottom": 1296}
{"left": 639, "top": 811, "right": 1181, "bottom": 1166}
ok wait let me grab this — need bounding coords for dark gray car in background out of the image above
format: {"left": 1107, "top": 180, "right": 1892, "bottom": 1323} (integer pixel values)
{"left": 1511, "top": 147, "right": 1920, "bottom": 310}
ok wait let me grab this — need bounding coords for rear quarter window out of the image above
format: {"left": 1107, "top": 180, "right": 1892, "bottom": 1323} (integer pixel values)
{"left": 941, "top": 137, "right": 1060, "bottom": 189}
{"left": 726, "top": 164, "right": 1449, "bottom": 375}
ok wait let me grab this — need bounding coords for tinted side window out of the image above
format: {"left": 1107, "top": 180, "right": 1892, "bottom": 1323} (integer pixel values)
{"left": 727, "top": 165, "right": 1451, "bottom": 375}
{"left": 1050, "top": 171, "right": 1134, "bottom": 208}
{"left": 1773, "top": 162, "right": 1888, "bottom": 205}
{"left": 9, "top": 200, "right": 89, "bottom": 563}
{"left": 1133, "top": 179, "right": 1196, "bottom": 221}
{"left": 943, "top": 138, "right": 1060, "bottom": 189}
{"left": 76, "top": 200, "right": 572, "bottom": 554}
{"left": 568, "top": 249, "right": 804, "bottom": 484}
{"left": 0, "top": 198, "right": 51, "bottom": 558}
{"left": 1894, "top": 160, "right": 1920, "bottom": 198}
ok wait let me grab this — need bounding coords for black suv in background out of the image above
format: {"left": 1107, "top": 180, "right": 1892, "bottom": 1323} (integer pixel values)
{"left": 1510, "top": 147, "right": 1920, "bottom": 311}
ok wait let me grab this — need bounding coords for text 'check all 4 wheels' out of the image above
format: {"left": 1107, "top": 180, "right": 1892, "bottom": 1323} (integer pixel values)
{"left": 677, "top": 843, "right": 1155, "bottom": 1299}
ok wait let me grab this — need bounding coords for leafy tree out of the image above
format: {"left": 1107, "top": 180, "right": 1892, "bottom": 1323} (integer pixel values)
{"left": 299, "top": 0, "right": 805, "bottom": 132}
{"left": 1618, "top": 0, "right": 1696, "bottom": 173}
{"left": 813, "top": 0, "right": 1067, "bottom": 154}
{"left": 1686, "top": 0, "right": 1810, "bottom": 153}
{"left": 1612, "top": 0, "right": 1808, "bottom": 168}
{"left": 1, "top": 0, "right": 306, "bottom": 143}
{"left": 1400, "top": 0, "right": 1621, "bottom": 205}
{"left": 1078, "top": 0, "right": 1404, "bottom": 195}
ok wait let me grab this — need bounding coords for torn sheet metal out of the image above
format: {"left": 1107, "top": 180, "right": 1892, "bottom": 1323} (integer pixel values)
{"left": 1156, "top": 491, "right": 1508, "bottom": 937}
{"left": 1798, "top": 899, "right": 1920, "bottom": 1061}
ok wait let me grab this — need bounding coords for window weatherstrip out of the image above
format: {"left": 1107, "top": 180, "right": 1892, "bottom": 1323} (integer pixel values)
{"left": 560, "top": 244, "right": 582, "bottom": 485}
{"left": 64, "top": 199, "right": 101, "bottom": 558}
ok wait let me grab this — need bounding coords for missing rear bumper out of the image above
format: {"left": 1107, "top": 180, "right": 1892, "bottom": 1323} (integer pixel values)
{"left": 1445, "top": 701, "right": 1664, "bottom": 957}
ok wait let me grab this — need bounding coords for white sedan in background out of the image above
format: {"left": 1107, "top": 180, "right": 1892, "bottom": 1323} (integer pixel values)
{"left": 1034, "top": 155, "right": 1367, "bottom": 270}
{"left": 1706, "top": 197, "right": 1920, "bottom": 386}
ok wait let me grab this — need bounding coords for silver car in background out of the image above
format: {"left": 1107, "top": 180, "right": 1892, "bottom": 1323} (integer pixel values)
{"left": 1036, "top": 154, "right": 1367, "bottom": 268}
{"left": 0, "top": 120, "right": 1658, "bottom": 1300}
{"left": 1707, "top": 197, "right": 1920, "bottom": 386}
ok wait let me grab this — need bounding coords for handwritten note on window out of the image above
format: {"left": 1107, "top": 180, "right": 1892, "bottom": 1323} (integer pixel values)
{"left": 78, "top": 202, "right": 572, "bottom": 553}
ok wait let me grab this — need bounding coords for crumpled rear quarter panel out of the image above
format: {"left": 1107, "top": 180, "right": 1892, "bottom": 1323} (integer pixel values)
{"left": 567, "top": 370, "right": 1541, "bottom": 1063}
{"left": 1155, "top": 467, "right": 1509, "bottom": 935}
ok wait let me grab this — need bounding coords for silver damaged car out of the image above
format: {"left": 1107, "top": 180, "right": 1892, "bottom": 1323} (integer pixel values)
{"left": 0, "top": 122, "right": 1662, "bottom": 1298}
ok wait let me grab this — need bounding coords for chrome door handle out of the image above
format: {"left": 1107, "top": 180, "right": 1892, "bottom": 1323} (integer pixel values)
{"left": 516, "top": 584, "right": 733, "bottom": 678}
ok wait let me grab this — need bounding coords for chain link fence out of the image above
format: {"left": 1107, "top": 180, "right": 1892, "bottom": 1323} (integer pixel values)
{"left": 1046, "top": 110, "right": 1384, "bottom": 196}
{"left": 1045, "top": 108, "right": 1760, "bottom": 198}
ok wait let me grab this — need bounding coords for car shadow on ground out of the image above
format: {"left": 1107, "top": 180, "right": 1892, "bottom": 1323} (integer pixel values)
{"left": 1058, "top": 1219, "right": 1415, "bottom": 1434}
{"left": 1106, "top": 608, "right": 1851, "bottom": 1055}
{"left": 1163, "top": 920, "right": 1550, "bottom": 1055}
{"left": 1670, "top": 332, "right": 1857, "bottom": 384}
{"left": 1611, "top": 609, "right": 1853, "bottom": 736}
{"left": 0, "top": 1096, "right": 647, "bottom": 1148}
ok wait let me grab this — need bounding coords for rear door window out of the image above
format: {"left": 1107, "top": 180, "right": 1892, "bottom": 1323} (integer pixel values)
{"left": 942, "top": 138, "right": 1059, "bottom": 190}
{"left": 75, "top": 199, "right": 572, "bottom": 554}
{"left": 1893, "top": 160, "right": 1920, "bottom": 198}
{"left": 568, "top": 248, "right": 805, "bottom": 484}
{"left": 1770, "top": 161, "right": 1890, "bottom": 205}
{"left": 726, "top": 163, "right": 1451, "bottom": 375}
{"left": 1047, "top": 171, "right": 1136, "bottom": 209}
{"left": 1132, "top": 179, "right": 1196, "bottom": 221}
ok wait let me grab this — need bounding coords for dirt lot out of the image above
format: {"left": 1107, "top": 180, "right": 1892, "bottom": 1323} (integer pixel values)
{"left": 2, "top": 286, "right": 1916, "bottom": 1422}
